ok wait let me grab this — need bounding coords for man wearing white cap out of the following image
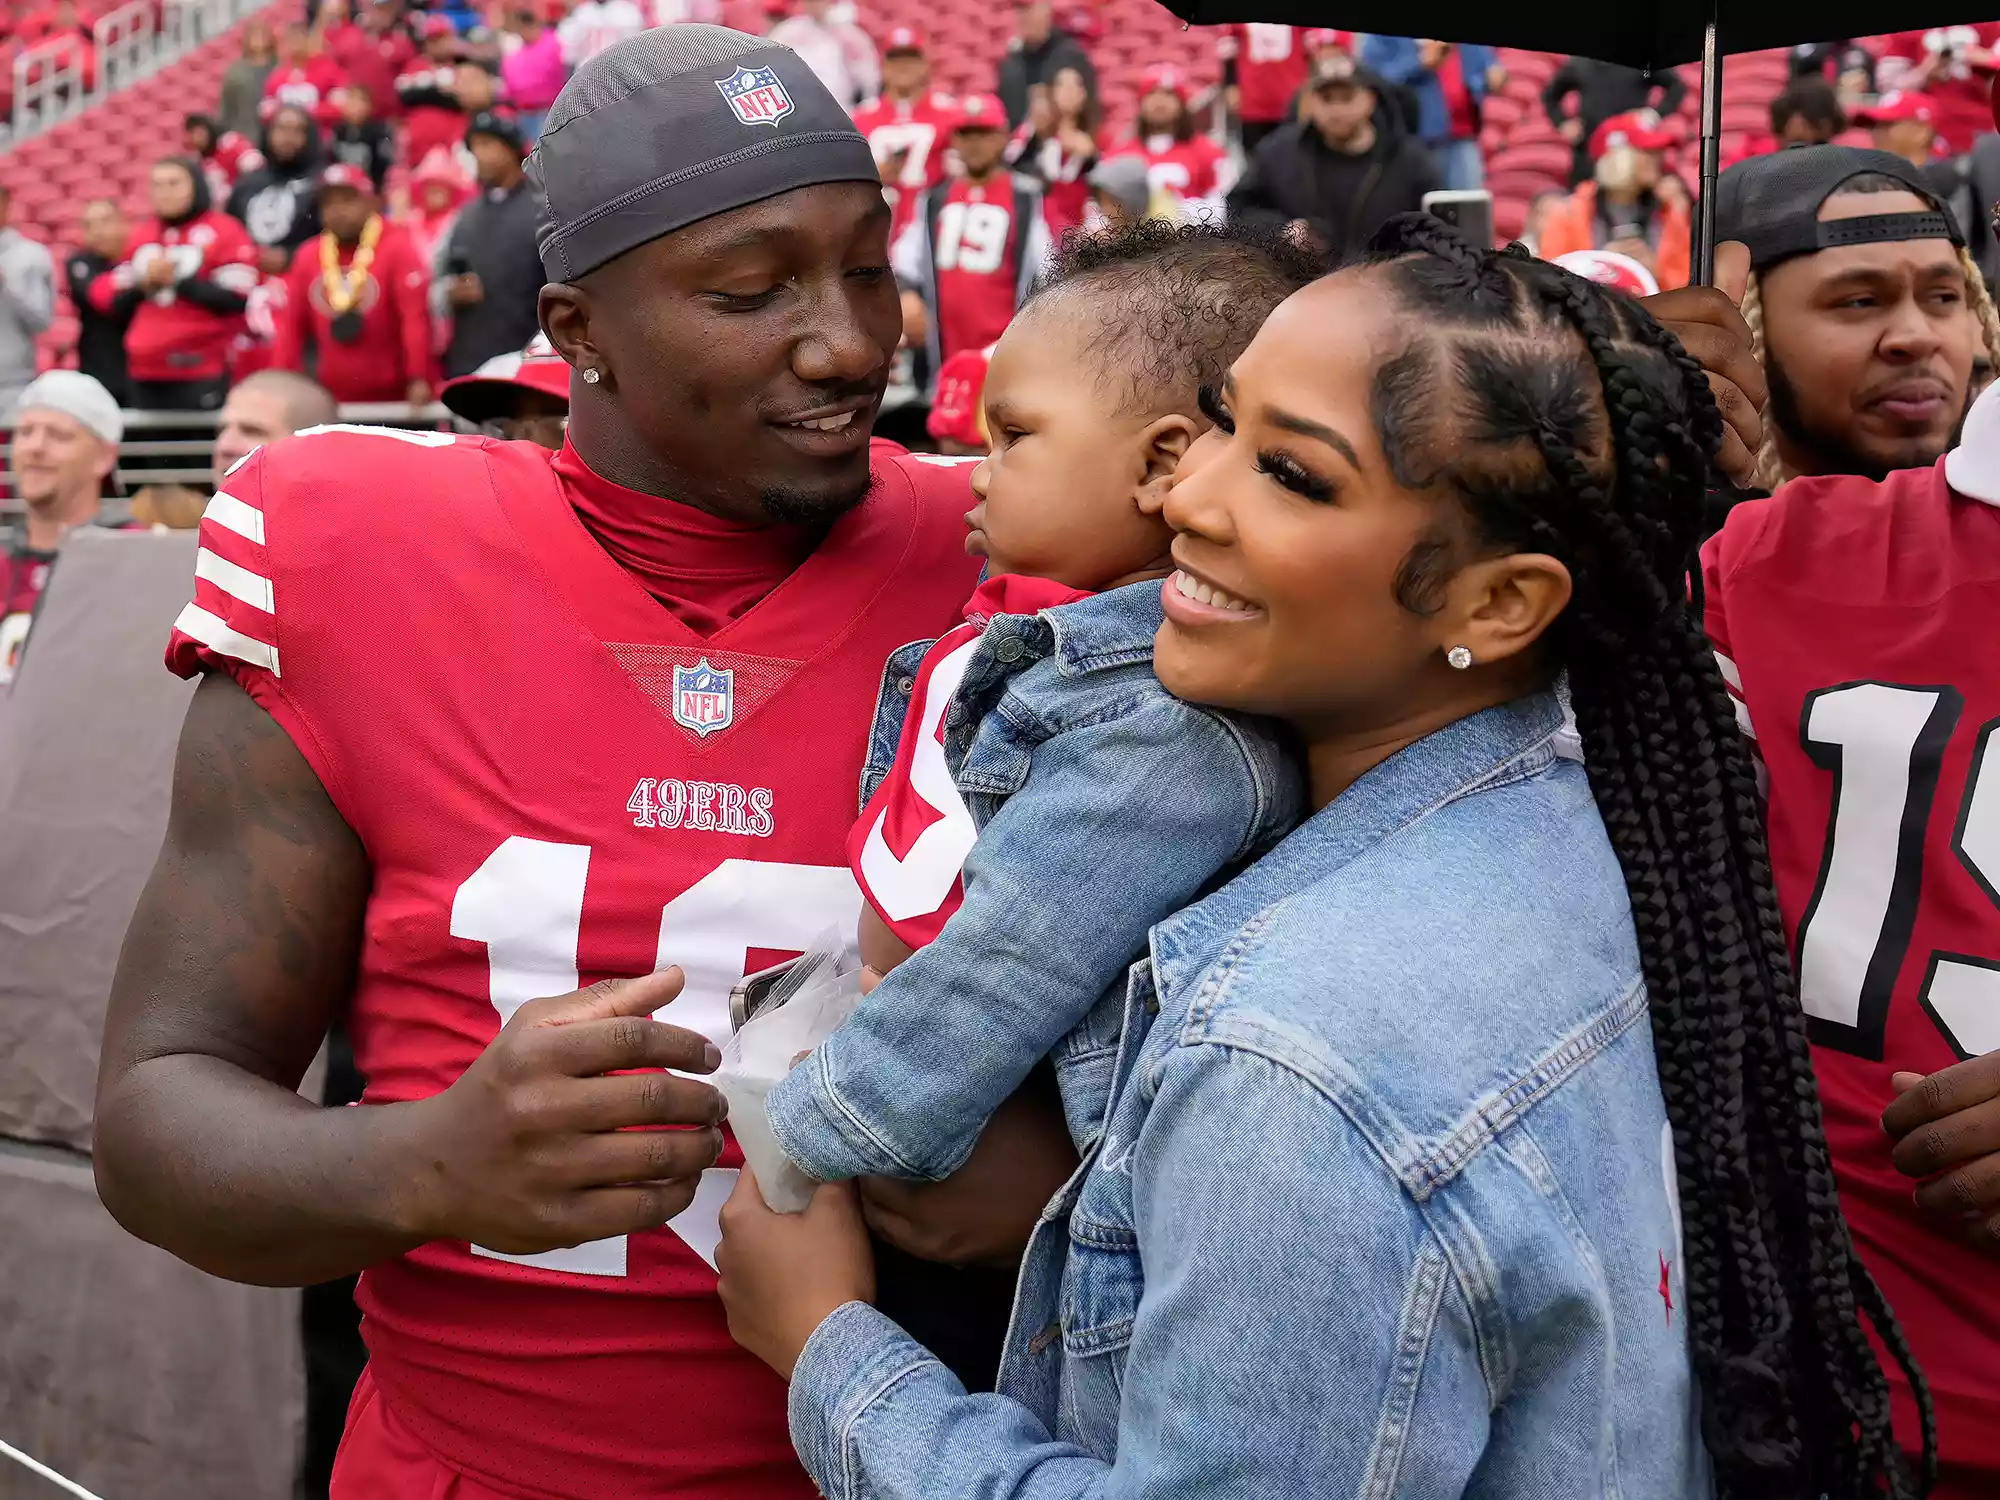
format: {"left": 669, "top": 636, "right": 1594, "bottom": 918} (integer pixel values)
{"left": 2, "top": 369, "right": 122, "bottom": 684}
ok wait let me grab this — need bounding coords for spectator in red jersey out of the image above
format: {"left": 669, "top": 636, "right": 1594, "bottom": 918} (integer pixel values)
{"left": 1218, "top": 24, "right": 1307, "bottom": 155}
{"left": 768, "top": 0, "right": 877, "bottom": 109}
{"left": 1878, "top": 26, "right": 2000, "bottom": 158}
{"left": 498, "top": 3, "right": 563, "bottom": 139}
{"left": 1538, "top": 111, "right": 1692, "bottom": 290}
{"left": 1, "top": 371, "right": 122, "bottom": 685}
{"left": 1363, "top": 37, "right": 1501, "bottom": 192}
{"left": 852, "top": 26, "right": 957, "bottom": 246}
{"left": 438, "top": 333, "right": 568, "bottom": 445}
{"left": 996, "top": 0, "right": 1095, "bottom": 132}
{"left": 91, "top": 157, "right": 259, "bottom": 413}
{"left": 894, "top": 93, "right": 1049, "bottom": 378}
{"left": 1227, "top": 59, "right": 1438, "bottom": 264}
{"left": 1854, "top": 91, "right": 1942, "bottom": 171}
{"left": 397, "top": 19, "right": 471, "bottom": 170}
{"left": 274, "top": 165, "right": 432, "bottom": 408}
{"left": 1109, "top": 65, "right": 1232, "bottom": 222}
{"left": 184, "top": 111, "right": 266, "bottom": 202}
{"left": 327, "top": 83, "right": 395, "bottom": 191}
{"left": 1006, "top": 64, "right": 1100, "bottom": 239}
{"left": 229, "top": 104, "right": 324, "bottom": 277}
{"left": 320, "top": 0, "right": 415, "bottom": 122}
{"left": 217, "top": 17, "right": 277, "bottom": 138}
{"left": 263, "top": 21, "right": 348, "bottom": 128}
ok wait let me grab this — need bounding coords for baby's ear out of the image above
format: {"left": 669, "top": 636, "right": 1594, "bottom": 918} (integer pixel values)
{"left": 1136, "top": 414, "right": 1192, "bottom": 490}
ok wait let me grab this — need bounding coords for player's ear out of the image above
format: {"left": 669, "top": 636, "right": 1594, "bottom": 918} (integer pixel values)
{"left": 540, "top": 283, "right": 603, "bottom": 389}
{"left": 1133, "top": 412, "right": 1196, "bottom": 516}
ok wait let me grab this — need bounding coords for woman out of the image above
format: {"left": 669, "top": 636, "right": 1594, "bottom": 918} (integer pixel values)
{"left": 1010, "top": 65, "right": 1102, "bottom": 239}
{"left": 88, "top": 158, "right": 258, "bottom": 413}
{"left": 217, "top": 18, "right": 276, "bottom": 139}
{"left": 715, "top": 217, "right": 1931, "bottom": 1499}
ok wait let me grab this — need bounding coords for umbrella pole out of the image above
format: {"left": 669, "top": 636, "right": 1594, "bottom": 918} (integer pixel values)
{"left": 1694, "top": 3, "right": 1722, "bottom": 285}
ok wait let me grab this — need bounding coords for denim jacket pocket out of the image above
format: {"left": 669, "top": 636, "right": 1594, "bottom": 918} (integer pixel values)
{"left": 859, "top": 639, "right": 933, "bottom": 813}
{"left": 1058, "top": 1213, "right": 1141, "bottom": 1445}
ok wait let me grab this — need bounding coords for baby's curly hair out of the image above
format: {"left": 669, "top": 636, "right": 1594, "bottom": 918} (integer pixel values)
{"left": 1019, "top": 220, "right": 1325, "bottom": 421}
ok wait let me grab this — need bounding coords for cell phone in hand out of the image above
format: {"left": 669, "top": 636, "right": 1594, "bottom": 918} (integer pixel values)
{"left": 1422, "top": 189, "right": 1496, "bottom": 251}
{"left": 728, "top": 956, "right": 805, "bottom": 1033}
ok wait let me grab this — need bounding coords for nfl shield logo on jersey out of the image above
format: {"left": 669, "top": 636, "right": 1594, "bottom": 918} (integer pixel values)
{"left": 716, "top": 66, "right": 794, "bottom": 127}
{"left": 673, "top": 658, "right": 734, "bottom": 738}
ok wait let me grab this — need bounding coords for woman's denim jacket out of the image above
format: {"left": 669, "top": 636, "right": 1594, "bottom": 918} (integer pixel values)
{"left": 768, "top": 578, "right": 1302, "bottom": 1180}
{"left": 786, "top": 692, "right": 1712, "bottom": 1500}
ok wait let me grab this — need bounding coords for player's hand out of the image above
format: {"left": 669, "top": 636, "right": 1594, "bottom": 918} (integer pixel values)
{"left": 858, "top": 1078, "right": 1076, "bottom": 1269}
{"left": 1883, "top": 1055, "right": 2000, "bottom": 1257}
{"left": 1638, "top": 241, "right": 1766, "bottom": 488}
{"left": 398, "top": 967, "right": 728, "bottom": 1255}
{"left": 717, "top": 1168, "right": 874, "bottom": 1379}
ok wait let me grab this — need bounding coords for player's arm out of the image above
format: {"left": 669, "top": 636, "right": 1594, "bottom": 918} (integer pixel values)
{"left": 97, "top": 674, "right": 728, "bottom": 1287}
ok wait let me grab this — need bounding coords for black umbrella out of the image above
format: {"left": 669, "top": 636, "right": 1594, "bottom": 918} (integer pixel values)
{"left": 1158, "top": 0, "right": 1994, "bottom": 282}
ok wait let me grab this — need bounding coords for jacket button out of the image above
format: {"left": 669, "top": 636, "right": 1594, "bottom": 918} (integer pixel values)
{"left": 895, "top": 676, "right": 914, "bottom": 695}
{"left": 995, "top": 636, "right": 1025, "bottom": 663}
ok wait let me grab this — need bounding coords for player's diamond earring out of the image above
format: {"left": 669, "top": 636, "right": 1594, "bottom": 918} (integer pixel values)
{"left": 581, "top": 367, "right": 602, "bottom": 385}
{"left": 1446, "top": 645, "right": 1474, "bottom": 670}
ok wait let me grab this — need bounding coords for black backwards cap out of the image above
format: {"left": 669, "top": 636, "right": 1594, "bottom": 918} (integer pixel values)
{"left": 1715, "top": 144, "right": 1964, "bottom": 274}
{"left": 528, "top": 24, "right": 880, "bottom": 283}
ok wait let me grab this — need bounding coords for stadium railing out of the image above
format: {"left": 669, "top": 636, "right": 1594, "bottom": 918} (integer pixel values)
{"left": 9, "top": 0, "right": 266, "bottom": 143}
{"left": 0, "top": 401, "right": 456, "bottom": 510}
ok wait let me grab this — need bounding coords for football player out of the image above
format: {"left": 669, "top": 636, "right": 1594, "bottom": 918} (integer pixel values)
{"left": 96, "top": 27, "right": 989, "bottom": 1500}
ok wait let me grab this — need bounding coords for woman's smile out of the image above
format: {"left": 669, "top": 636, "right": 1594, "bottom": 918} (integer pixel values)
{"left": 1163, "top": 563, "right": 1262, "bottom": 623}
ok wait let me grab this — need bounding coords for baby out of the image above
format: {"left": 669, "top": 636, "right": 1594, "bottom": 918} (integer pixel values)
{"left": 767, "top": 222, "right": 1319, "bottom": 1185}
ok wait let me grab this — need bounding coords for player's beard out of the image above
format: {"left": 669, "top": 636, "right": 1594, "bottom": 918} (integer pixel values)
{"left": 759, "top": 469, "right": 877, "bottom": 528}
{"left": 1767, "top": 352, "right": 1967, "bottom": 483}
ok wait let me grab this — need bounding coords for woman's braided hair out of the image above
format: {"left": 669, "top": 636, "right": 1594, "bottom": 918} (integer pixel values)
{"left": 1361, "top": 213, "right": 1934, "bottom": 1500}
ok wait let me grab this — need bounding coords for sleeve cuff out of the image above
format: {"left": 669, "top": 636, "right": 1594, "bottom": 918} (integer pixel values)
{"left": 766, "top": 1044, "right": 926, "bottom": 1184}
{"left": 788, "top": 1300, "right": 952, "bottom": 1499}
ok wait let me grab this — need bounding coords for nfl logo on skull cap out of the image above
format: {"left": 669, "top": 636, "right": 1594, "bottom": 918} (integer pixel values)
{"left": 673, "top": 658, "right": 735, "bottom": 737}
{"left": 717, "top": 65, "right": 794, "bottom": 127}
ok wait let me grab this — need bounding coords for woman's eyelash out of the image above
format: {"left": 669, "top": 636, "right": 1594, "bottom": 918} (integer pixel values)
{"left": 1255, "top": 449, "right": 1335, "bottom": 503}
{"left": 1197, "top": 384, "right": 1235, "bottom": 433}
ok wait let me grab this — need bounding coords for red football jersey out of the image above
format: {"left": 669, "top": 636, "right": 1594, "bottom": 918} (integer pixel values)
{"left": 852, "top": 90, "right": 956, "bottom": 245}
{"left": 1217, "top": 23, "right": 1308, "bottom": 125}
{"left": 166, "top": 430, "right": 981, "bottom": 1498}
{"left": 264, "top": 55, "right": 349, "bottom": 126}
{"left": 1111, "top": 133, "right": 1233, "bottom": 216}
{"left": 89, "top": 209, "right": 260, "bottom": 384}
{"left": 915, "top": 175, "right": 1030, "bottom": 366}
{"left": 273, "top": 221, "right": 433, "bottom": 402}
{"left": 850, "top": 574, "right": 1087, "bottom": 948}
{"left": 1878, "top": 25, "right": 2000, "bottom": 154}
{"left": 1702, "top": 464, "right": 2000, "bottom": 1489}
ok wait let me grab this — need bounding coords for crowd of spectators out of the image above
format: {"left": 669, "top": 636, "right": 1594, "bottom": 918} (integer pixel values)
{"left": 6, "top": 10, "right": 2000, "bottom": 441}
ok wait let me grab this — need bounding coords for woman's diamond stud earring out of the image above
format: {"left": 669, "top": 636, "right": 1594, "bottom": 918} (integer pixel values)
{"left": 1447, "top": 645, "right": 1474, "bottom": 670}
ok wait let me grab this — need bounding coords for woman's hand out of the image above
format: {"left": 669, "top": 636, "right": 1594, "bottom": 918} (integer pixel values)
{"left": 859, "top": 1077, "right": 1078, "bottom": 1269}
{"left": 717, "top": 1168, "right": 876, "bottom": 1380}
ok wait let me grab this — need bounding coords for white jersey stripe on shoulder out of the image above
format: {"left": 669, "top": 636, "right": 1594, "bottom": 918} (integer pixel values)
{"left": 173, "top": 602, "right": 280, "bottom": 676}
{"left": 1731, "top": 692, "right": 1757, "bottom": 741}
{"left": 195, "top": 547, "right": 275, "bottom": 614}
{"left": 203, "top": 490, "right": 266, "bottom": 544}
{"left": 1713, "top": 651, "right": 1743, "bottom": 691}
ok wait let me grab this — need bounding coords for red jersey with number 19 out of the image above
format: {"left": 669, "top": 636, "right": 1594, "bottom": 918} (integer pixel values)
{"left": 1701, "top": 462, "right": 2000, "bottom": 1492}
{"left": 165, "top": 428, "right": 981, "bottom": 1499}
